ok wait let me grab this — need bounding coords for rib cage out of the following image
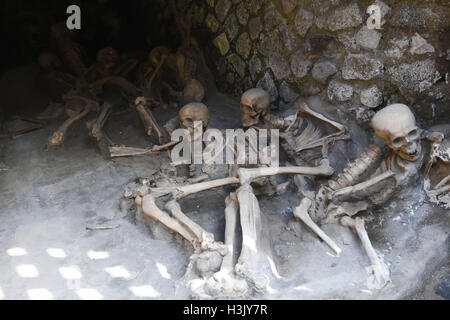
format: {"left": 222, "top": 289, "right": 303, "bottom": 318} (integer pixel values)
{"left": 310, "top": 144, "right": 383, "bottom": 221}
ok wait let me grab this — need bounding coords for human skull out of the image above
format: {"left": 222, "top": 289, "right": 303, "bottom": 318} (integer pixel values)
{"left": 97, "top": 47, "right": 119, "bottom": 70}
{"left": 148, "top": 46, "right": 171, "bottom": 67}
{"left": 240, "top": 88, "right": 271, "bottom": 128}
{"left": 372, "top": 104, "right": 422, "bottom": 161}
{"left": 179, "top": 103, "right": 210, "bottom": 134}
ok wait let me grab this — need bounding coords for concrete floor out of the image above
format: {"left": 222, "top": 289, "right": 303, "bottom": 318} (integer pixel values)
{"left": 0, "top": 64, "right": 448, "bottom": 300}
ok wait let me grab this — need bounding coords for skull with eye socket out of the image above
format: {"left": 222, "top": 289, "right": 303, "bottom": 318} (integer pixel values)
{"left": 372, "top": 104, "right": 422, "bottom": 161}
{"left": 178, "top": 102, "right": 210, "bottom": 135}
{"left": 240, "top": 88, "right": 271, "bottom": 128}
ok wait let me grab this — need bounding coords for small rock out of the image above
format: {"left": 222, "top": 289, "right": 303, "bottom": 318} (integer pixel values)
{"left": 384, "top": 37, "right": 409, "bottom": 59}
{"left": 409, "top": 33, "right": 435, "bottom": 55}
{"left": 355, "top": 26, "right": 381, "bottom": 50}
{"left": 278, "top": 24, "right": 298, "bottom": 52}
{"left": 391, "top": 3, "right": 427, "bottom": 29}
{"left": 281, "top": 0, "right": 296, "bottom": 15}
{"left": 268, "top": 53, "right": 290, "bottom": 80}
{"left": 290, "top": 51, "right": 312, "bottom": 79}
{"left": 258, "top": 32, "right": 283, "bottom": 57}
{"left": 224, "top": 14, "right": 239, "bottom": 41}
{"left": 205, "top": 14, "right": 220, "bottom": 33}
{"left": 236, "top": 2, "right": 249, "bottom": 25}
{"left": 213, "top": 33, "right": 230, "bottom": 56}
{"left": 264, "top": 5, "right": 285, "bottom": 31}
{"left": 312, "top": 61, "right": 337, "bottom": 84}
{"left": 236, "top": 32, "right": 252, "bottom": 59}
{"left": 281, "top": 207, "right": 294, "bottom": 216}
{"left": 249, "top": 54, "right": 262, "bottom": 80}
{"left": 372, "top": 0, "right": 391, "bottom": 26}
{"left": 245, "top": 0, "right": 264, "bottom": 15}
{"left": 328, "top": 80, "right": 354, "bottom": 102}
{"left": 215, "top": 0, "right": 232, "bottom": 22}
{"left": 387, "top": 59, "right": 441, "bottom": 93}
{"left": 227, "top": 54, "right": 246, "bottom": 78}
{"left": 342, "top": 54, "right": 383, "bottom": 80}
{"left": 360, "top": 85, "right": 383, "bottom": 108}
{"left": 257, "top": 71, "right": 278, "bottom": 101}
{"left": 279, "top": 82, "right": 299, "bottom": 103}
{"left": 338, "top": 30, "right": 360, "bottom": 52}
{"left": 436, "top": 277, "right": 450, "bottom": 300}
{"left": 294, "top": 8, "right": 314, "bottom": 37}
{"left": 249, "top": 17, "right": 263, "bottom": 40}
{"left": 326, "top": 2, "right": 362, "bottom": 32}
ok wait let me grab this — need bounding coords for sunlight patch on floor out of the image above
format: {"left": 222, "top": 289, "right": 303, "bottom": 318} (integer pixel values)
{"left": 128, "top": 285, "right": 161, "bottom": 298}
{"left": 47, "top": 248, "right": 67, "bottom": 258}
{"left": 16, "top": 264, "right": 39, "bottom": 278}
{"left": 87, "top": 250, "right": 110, "bottom": 260}
{"left": 76, "top": 288, "right": 104, "bottom": 300}
{"left": 104, "top": 266, "right": 131, "bottom": 279}
{"left": 7, "top": 248, "right": 27, "bottom": 257}
{"left": 156, "top": 262, "right": 171, "bottom": 279}
{"left": 59, "top": 266, "right": 83, "bottom": 280}
{"left": 27, "top": 288, "right": 54, "bottom": 300}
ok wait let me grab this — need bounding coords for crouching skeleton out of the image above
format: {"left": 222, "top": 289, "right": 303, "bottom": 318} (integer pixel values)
{"left": 292, "top": 103, "right": 445, "bottom": 289}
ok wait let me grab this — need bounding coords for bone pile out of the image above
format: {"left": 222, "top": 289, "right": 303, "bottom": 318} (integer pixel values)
{"left": 34, "top": 21, "right": 206, "bottom": 153}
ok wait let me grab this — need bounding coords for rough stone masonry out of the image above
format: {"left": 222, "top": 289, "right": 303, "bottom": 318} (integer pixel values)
{"left": 149, "top": 0, "right": 449, "bottom": 126}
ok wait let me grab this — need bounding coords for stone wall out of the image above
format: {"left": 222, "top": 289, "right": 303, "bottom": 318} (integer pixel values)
{"left": 161, "top": 0, "right": 449, "bottom": 126}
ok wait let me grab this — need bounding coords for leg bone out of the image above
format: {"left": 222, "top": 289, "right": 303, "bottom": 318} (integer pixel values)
{"left": 135, "top": 97, "right": 168, "bottom": 144}
{"left": 294, "top": 198, "right": 342, "bottom": 256}
{"left": 150, "top": 177, "right": 240, "bottom": 200}
{"left": 219, "top": 192, "right": 239, "bottom": 274}
{"left": 165, "top": 199, "right": 216, "bottom": 250}
{"left": 341, "top": 216, "right": 390, "bottom": 288}
{"left": 46, "top": 104, "right": 93, "bottom": 150}
{"left": 86, "top": 102, "right": 113, "bottom": 143}
{"left": 139, "top": 194, "right": 196, "bottom": 246}
{"left": 235, "top": 184, "right": 268, "bottom": 291}
{"left": 237, "top": 160, "right": 334, "bottom": 185}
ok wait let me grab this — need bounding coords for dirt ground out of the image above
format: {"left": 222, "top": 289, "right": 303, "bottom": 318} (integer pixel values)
{"left": 0, "top": 63, "right": 448, "bottom": 300}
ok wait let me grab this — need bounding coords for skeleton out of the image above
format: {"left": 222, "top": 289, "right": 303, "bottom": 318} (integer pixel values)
{"left": 110, "top": 102, "right": 210, "bottom": 162}
{"left": 133, "top": 152, "right": 334, "bottom": 297}
{"left": 45, "top": 72, "right": 143, "bottom": 150}
{"left": 129, "top": 89, "right": 339, "bottom": 297}
{"left": 84, "top": 47, "right": 139, "bottom": 82}
{"left": 424, "top": 133, "right": 449, "bottom": 209}
{"left": 240, "top": 88, "right": 349, "bottom": 156}
{"left": 42, "top": 43, "right": 145, "bottom": 151}
{"left": 159, "top": 36, "right": 205, "bottom": 106}
{"left": 293, "top": 103, "right": 444, "bottom": 289}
